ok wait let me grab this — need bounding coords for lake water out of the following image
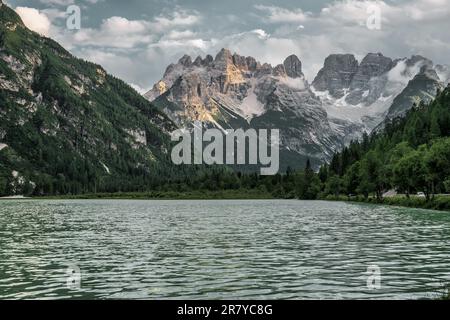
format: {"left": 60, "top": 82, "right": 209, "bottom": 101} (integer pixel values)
{"left": 0, "top": 199, "right": 449, "bottom": 300}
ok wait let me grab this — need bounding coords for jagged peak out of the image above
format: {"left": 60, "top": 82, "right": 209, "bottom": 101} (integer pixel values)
{"left": 364, "top": 52, "right": 386, "bottom": 58}
{"left": 273, "top": 64, "right": 287, "bottom": 77}
{"left": 204, "top": 54, "right": 213, "bottom": 64}
{"left": 214, "top": 48, "right": 233, "bottom": 63}
{"left": 283, "top": 54, "right": 303, "bottom": 78}
{"left": 323, "top": 53, "right": 358, "bottom": 67}
{"left": 193, "top": 56, "right": 203, "bottom": 66}
{"left": 178, "top": 54, "right": 192, "bottom": 67}
{"left": 360, "top": 52, "right": 392, "bottom": 64}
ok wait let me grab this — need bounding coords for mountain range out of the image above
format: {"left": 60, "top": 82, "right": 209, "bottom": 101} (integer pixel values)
{"left": 145, "top": 48, "right": 449, "bottom": 169}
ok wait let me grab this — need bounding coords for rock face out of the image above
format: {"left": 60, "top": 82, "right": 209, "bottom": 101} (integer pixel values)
{"left": 350, "top": 53, "right": 393, "bottom": 89}
{"left": 345, "top": 53, "right": 393, "bottom": 105}
{"left": 386, "top": 65, "right": 444, "bottom": 119}
{"left": 312, "top": 54, "right": 359, "bottom": 98}
{"left": 145, "top": 49, "right": 345, "bottom": 169}
{"left": 283, "top": 54, "right": 303, "bottom": 78}
{"left": 313, "top": 53, "right": 444, "bottom": 133}
{"left": 145, "top": 49, "right": 446, "bottom": 169}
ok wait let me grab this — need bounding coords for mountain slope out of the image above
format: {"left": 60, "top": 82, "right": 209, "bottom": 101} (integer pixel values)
{"left": 311, "top": 53, "right": 445, "bottom": 132}
{"left": 318, "top": 84, "right": 450, "bottom": 201}
{"left": 0, "top": 2, "right": 176, "bottom": 196}
{"left": 385, "top": 65, "right": 444, "bottom": 119}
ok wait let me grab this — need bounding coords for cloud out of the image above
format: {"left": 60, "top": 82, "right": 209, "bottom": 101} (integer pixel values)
{"left": 54, "top": 9, "right": 201, "bottom": 50}
{"left": 14, "top": 0, "right": 449, "bottom": 92}
{"left": 67, "top": 17, "right": 154, "bottom": 48}
{"left": 15, "top": 7, "right": 51, "bottom": 36}
{"left": 249, "top": 0, "right": 450, "bottom": 80}
{"left": 137, "top": 0, "right": 450, "bottom": 87}
{"left": 152, "top": 10, "right": 201, "bottom": 31}
{"left": 254, "top": 5, "right": 311, "bottom": 23}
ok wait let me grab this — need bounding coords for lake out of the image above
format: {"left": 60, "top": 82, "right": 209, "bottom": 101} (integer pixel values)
{"left": 0, "top": 199, "right": 449, "bottom": 299}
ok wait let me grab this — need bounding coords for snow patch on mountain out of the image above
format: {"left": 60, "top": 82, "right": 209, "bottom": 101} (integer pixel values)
{"left": 240, "top": 79, "right": 266, "bottom": 121}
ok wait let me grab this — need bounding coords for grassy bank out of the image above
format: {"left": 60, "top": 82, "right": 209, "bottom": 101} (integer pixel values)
{"left": 323, "top": 194, "right": 450, "bottom": 211}
{"left": 37, "top": 189, "right": 275, "bottom": 200}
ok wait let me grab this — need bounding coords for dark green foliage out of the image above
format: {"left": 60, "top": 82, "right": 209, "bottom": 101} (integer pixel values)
{"left": 0, "top": 3, "right": 180, "bottom": 196}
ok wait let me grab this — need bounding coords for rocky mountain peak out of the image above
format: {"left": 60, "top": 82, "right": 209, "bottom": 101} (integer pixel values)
{"left": 312, "top": 54, "right": 359, "bottom": 98}
{"left": 246, "top": 56, "right": 260, "bottom": 72}
{"left": 359, "top": 53, "right": 392, "bottom": 73}
{"left": 178, "top": 54, "right": 192, "bottom": 67}
{"left": 204, "top": 54, "right": 213, "bottom": 65}
{"left": 349, "top": 52, "right": 393, "bottom": 90}
{"left": 273, "top": 64, "right": 287, "bottom": 77}
{"left": 283, "top": 54, "right": 303, "bottom": 78}
{"left": 232, "top": 53, "right": 248, "bottom": 70}
{"left": 193, "top": 56, "right": 203, "bottom": 67}
{"left": 214, "top": 48, "right": 233, "bottom": 69}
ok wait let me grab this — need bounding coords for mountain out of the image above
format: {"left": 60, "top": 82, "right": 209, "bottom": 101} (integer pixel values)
{"left": 317, "top": 84, "right": 450, "bottom": 201}
{"left": 145, "top": 48, "right": 350, "bottom": 169}
{"left": 145, "top": 49, "right": 448, "bottom": 169}
{"left": 0, "top": 2, "right": 176, "bottom": 196}
{"left": 311, "top": 53, "right": 445, "bottom": 130}
{"left": 385, "top": 64, "right": 444, "bottom": 119}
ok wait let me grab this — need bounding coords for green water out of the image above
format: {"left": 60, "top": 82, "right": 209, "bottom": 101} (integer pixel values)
{"left": 0, "top": 199, "right": 449, "bottom": 299}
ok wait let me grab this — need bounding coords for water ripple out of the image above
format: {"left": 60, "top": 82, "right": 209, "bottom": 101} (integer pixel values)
{"left": 0, "top": 199, "right": 449, "bottom": 299}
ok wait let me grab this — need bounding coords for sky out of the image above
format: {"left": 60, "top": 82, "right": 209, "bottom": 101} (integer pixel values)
{"left": 5, "top": 0, "right": 450, "bottom": 93}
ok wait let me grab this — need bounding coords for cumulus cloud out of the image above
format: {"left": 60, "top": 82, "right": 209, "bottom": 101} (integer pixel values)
{"left": 67, "top": 17, "right": 154, "bottom": 48}
{"left": 15, "top": 7, "right": 52, "bottom": 36}
{"left": 53, "top": 8, "right": 201, "bottom": 50}
{"left": 13, "top": 0, "right": 449, "bottom": 92}
{"left": 152, "top": 10, "right": 201, "bottom": 31}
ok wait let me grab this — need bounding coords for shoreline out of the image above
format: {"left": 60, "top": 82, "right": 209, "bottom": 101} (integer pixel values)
{"left": 24, "top": 190, "right": 277, "bottom": 201}
{"left": 1, "top": 192, "right": 450, "bottom": 212}
{"left": 322, "top": 195, "right": 450, "bottom": 212}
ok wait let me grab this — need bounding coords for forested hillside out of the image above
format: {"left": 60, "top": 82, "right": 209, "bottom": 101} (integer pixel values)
{"left": 0, "top": 3, "right": 178, "bottom": 196}
{"left": 317, "top": 85, "right": 450, "bottom": 201}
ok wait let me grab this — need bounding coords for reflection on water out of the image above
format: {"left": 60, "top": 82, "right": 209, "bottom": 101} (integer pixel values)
{"left": 0, "top": 199, "right": 449, "bottom": 299}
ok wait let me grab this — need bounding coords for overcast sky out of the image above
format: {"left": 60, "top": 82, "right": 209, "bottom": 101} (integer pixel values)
{"left": 5, "top": 0, "right": 450, "bottom": 93}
